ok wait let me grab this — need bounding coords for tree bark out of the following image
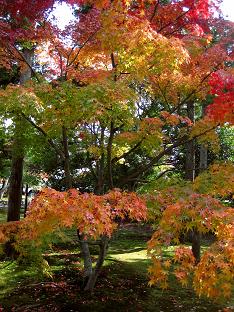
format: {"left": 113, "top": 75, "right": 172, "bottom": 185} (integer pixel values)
{"left": 106, "top": 121, "right": 114, "bottom": 190}
{"left": 96, "top": 126, "right": 105, "bottom": 195}
{"left": 191, "top": 229, "right": 200, "bottom": 264}
{"left": 24, "top": 184, "right": 29, "bottom": 217}
{"left": 192, "top": 104, "right": 208, "bottom": 263}
{"left": 199, "top": 145, "right": 207, "bottom": 172}
{"left": 77, "top": 232, "right": 93, "bottom": 290}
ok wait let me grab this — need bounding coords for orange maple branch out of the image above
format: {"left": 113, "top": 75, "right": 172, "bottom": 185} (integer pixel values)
{"left": 157, "top": 8, "right": 191, "bottom": 33}
{"left": 67, "top": 29, "right": 100, "bottom": 68}
{"left": 150, "top": 0, "right": 160, "bottom": 22}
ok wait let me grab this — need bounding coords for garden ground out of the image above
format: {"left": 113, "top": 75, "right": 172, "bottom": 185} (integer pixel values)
{"left": 0, "top": 216, "right": 233, "bottom": 312}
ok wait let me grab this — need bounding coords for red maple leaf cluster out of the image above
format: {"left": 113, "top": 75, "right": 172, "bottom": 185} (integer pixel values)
{"left": 206, "top": 71, "right": 234, "bottom": 124}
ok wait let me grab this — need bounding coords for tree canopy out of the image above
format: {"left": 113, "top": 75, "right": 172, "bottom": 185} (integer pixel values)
{"left": 0, "top": 0, "right": 233, "bottom": 300}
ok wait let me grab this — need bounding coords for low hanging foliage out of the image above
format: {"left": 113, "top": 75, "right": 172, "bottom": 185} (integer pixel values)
{"left": 147, "top": 162, "right": 234, "bottom": 301}
{"left": 0, "top": 188, "right": 147, "bottom": 258}
{"left": 148, "top": 193, "right": 233, "bottom": 300}
{"left": 193, "top": 162, "right": 234, "bottom": 196}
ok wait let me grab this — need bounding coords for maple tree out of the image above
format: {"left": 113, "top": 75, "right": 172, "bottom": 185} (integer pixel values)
{"left": 0, "top": 187, "right": 147, "bottom": 290}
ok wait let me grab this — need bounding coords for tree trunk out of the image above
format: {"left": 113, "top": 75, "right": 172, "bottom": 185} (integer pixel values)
{"left": 83, "top": 235, "right": 109, "bottom": 292}
{"left": 77, "top": 232, "right": 93, "bottom": 290}
{"left": 199, "top": 104, "right": 208, "bottom": 173}
{"left": 7, "top": 48, "right": 33, "bottom": 222}
{"left": 24, "top": 184, "right": 29, "bottom": 217}
{"left": 191, "top": 229, "right": 200, "bottom": 264}
{"left": 199, "top": 145, "right": 207, "bottom": 172}
{"left": 185, "top": 102, "right": 201, "bottom": 263}
{"left": 96, "top": 126, "right": 105, "bottom": 195}
{"left": 185, "top": 102, "right": 195, "bottom": 181}
{"left": 106, "top": 121, "right": 114, "bottom": 190}
{"left": 7, "top": 156, "right": 24, "bottom": 221}
{"left": 192, "top": 104, "right": 208, "bottom": 263}
{"left": 62, "top": 126, "right": 72, "bottom": 189}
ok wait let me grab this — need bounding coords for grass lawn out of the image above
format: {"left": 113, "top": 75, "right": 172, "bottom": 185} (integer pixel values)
{"left": 0, "top": 222, "right": 233, "bottom": 311}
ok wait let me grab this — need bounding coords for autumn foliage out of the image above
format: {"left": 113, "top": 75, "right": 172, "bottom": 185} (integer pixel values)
{"left": 206, "top": 70, "right": 234, "bottom": 124}
{"left": 147, "top": 163, "right": 234, "bottom": 300}
{"left": 0, "top": 188, "right": 147, "bottom": 254}
{"left": 0, "top": 0, "right": 234, "bottom": 303}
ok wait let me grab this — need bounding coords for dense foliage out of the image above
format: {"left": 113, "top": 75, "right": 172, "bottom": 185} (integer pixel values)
{"left": 0, "top": 0, "right": 233, "bottom": 300}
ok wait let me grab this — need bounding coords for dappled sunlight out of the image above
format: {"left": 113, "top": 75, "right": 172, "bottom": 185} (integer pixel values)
{"left": 109, "top": 249, "right": 148, "bottom": 263}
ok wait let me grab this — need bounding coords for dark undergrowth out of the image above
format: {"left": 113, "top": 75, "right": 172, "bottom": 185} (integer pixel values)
{"left": 0, "top": 223, "right": 233, "bottom": 312}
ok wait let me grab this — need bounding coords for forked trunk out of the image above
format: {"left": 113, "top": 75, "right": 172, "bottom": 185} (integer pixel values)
{"left": 78, "top": 232, "right": 109, "bottom": 292}
{"left": 84, "top": 235, "right": 109, "bottom": 292}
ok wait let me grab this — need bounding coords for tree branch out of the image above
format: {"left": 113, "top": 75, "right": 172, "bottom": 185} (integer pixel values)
{"left": 21, "top": 112, "right": 65, "bottom": 160}
{"left": 171, "top": 64, "right": 223, "bottom": 114}
{"left": 157, "top": 8, "right": 191, "bottom": 33}
{"left": 111, "top": 139, "right": 144, "bottom": 164}
{"left": 118, "top": 124, "right": 218, "bottom": 186}
{"left": 12, "top": 44, "right": 41, "bottom": 82}
{"left": 150, "top": 0, "right": 160, "bottom": 22}
{"left": 67, "top": 29, "right": 99, "bottom": 67}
